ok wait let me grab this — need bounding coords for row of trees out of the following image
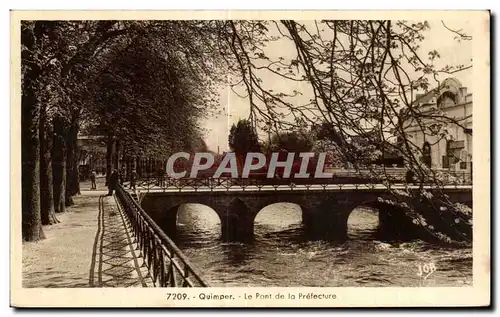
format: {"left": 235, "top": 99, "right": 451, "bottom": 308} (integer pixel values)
{"left": 228, "top": 118, "right": 402, "bottom": 169}
{"left": 21, "top": 21, "right": 228, "bottom": 241}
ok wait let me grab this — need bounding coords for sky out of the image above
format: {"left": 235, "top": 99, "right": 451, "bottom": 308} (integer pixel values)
{"left": 201, "top": 20, "right": 473, "bottom": 153}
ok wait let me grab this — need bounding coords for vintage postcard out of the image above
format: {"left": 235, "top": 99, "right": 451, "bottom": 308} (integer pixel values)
{"left": 11, "top": 10, "right": 490, "bottom": 307}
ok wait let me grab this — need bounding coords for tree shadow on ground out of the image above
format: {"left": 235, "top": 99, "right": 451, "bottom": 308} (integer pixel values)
{"left": 23, "top": 270, "right": 89, "bottom": 288}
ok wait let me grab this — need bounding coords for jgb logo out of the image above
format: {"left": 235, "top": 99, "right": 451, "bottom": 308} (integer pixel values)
{"left": 417, "top": 262, "right": 437, "bottom": 280}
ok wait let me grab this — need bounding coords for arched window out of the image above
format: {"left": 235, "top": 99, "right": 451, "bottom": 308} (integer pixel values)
{"left": 437, "top": 91, "right": 457, "bottom": 108}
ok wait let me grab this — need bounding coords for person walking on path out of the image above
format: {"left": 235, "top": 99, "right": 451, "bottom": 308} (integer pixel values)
{"left": 130, "top": 169, "right": 137, "bottom": 190}
{"left": 90, "top": 169, "right": 97, "bottom": 190}
{"left": 106, "top": 170, "right": 119, "bottom": 196}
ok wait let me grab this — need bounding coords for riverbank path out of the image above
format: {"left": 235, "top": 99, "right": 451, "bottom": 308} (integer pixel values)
{"left": 22, "top": 183, "right": 153, "bottom": 288}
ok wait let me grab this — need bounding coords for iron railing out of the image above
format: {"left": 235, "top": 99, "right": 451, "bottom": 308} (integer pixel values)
{"left": 122, "top": 168, "right": 472, "bottom": 192}
{"left": 115, "top": 184, "right": 209, "bottom": 287}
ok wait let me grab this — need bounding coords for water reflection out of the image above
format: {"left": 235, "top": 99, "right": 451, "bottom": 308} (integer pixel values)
{"left": 166, "top": 203, "right": 472, "bottom": 287}
{"left": 347, "top": 207, "right": 379, "bottom": 239}
{"left": 255, "top": 203, "right": 302, "bottom": 234}
{"left": 175, "top": 204, "right": 221, "bottom": 248}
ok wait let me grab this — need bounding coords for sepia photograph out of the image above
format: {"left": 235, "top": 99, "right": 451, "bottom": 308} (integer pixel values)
{"left": 10, "top": 10, "right": 490, "bottom": 307}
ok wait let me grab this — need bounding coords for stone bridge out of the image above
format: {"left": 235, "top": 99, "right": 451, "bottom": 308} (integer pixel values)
{"left": 137, "top": 186, "right": 473, "bottom": 242}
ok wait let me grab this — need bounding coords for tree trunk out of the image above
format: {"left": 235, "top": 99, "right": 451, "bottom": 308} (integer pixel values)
{"left": 39, "top": 105, "right": 58, "bottom": 225}
{"left": 89, "top": 152, "right": 94, "bottom": 171}
{"left": 52, "top": 115, "right": 67, "bottom": 213}
{"left": 65, "top": 120, "right": 79, "bottom": 206}
{"left": 22, "top": 93, "right": 44, "bottom": 240}
{"left": 125, "top": 156, "right": 132, "bottom": 182}
{"left": 114, "top": 139, "right": 121, "bottom": 171}
{"left": 21, "top": 23, "right": 45, "bottom": 241}
{"left": 105, "top": 134, "right": 115, "bottom": 186}
{"left": 136, "top": 157, "right": 141, "bottom": 177}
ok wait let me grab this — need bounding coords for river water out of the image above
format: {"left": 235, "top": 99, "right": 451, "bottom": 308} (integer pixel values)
{"left": 169, "top": 203, "right": 472, "bottom": 287}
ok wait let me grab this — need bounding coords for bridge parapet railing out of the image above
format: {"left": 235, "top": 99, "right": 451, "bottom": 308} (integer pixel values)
{"left": 115, "top": 184, "right": 209, "bottom": 287}
{"left": 125, "top": 169, "right": 471, "bottom": 192}
{"left": 354, "top": 168, "right": 472, "bottom": 185}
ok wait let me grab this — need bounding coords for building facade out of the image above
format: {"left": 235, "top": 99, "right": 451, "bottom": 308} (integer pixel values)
{"left": 403, "top": 78, "right": 472, "bottom": 172}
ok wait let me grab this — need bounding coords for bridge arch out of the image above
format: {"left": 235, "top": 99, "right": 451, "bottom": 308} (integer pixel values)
{"left": 346, "top": 201, "right": 381, "bottom": 240}
{"left": 253, "top": 202, "right": 305, "bottom": 238}
{"left": 344, "top": 200, "right": 419, "bottom": 241}
{"left": 155, "top": 203, "right": 222, "bottom": 239}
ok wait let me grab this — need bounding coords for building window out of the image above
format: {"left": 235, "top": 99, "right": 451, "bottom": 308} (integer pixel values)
{"left": 442, "top": 155, "right": 449, "bottom": 169}
{"left": 459, "top": 150, "right": 469, "bottom": 170}
{"left": 446, "top": 140, "right": 459, "bottom": 165}
{"left": 443, "top": 140, "right": 459, "bottom": 169}
{"left": 421, "top": 142, "right": 431, "bottom": 167}
{"left": 460, "top": 150, "right": 468, "bottom": 162}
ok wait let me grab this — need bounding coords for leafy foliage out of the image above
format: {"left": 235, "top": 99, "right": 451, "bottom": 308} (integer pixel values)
{"left": 264, "top": 131, "right": 314, "bottom": 153}
{"left": 228, "top": 119, "right": 261, "bottom": 154}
